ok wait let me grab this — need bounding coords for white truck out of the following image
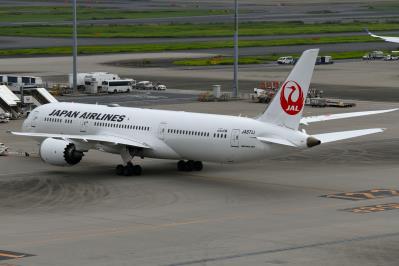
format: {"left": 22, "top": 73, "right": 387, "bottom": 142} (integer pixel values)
{"left": 69, "top": 72, "right": 120, "bottom": 90}
{"left": 363, "top": 51, "right": 385, "bottom": 60}
{"left": 384, "top": 54, "right": 399, "bottom": 61}
{"left": 316, "top": 56, "right": 334, "bottom": 65}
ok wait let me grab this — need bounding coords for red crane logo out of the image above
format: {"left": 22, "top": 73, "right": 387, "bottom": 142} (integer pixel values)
{"left": 280, "top": 80, "right": 304, "bottom": 115}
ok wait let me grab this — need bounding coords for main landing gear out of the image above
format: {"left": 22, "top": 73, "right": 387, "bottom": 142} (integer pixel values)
{"left": 177, "top": 160, "right": 203, "bottom": 172}
{"left": 116, "top": 162, "right": 142, "bottom": 176}
{"left": 117, "top": 147, "right": 143, "bottom": 176}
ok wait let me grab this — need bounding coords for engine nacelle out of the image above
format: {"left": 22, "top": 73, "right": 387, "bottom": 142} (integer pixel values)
{"left": 39, "top": 138, "right": 83, "bottom": 166}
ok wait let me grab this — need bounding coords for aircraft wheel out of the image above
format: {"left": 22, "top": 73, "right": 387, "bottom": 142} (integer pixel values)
{"left": 116, "top": 164, "right": 124, "bottom": 176}
{"left": 186, "top": 160, "right": 195, "bottom": 172}
{"left": 193, "top": 161, "right": 203, "bottom": 171}
{"left": 177, "top": 160, "right": 186, "bottom": 171}
{"left": 133, "top": 165, "right": 142, "bottom": 176}
{"left": 123, "top": 163, "right": 134, "bottom": 176}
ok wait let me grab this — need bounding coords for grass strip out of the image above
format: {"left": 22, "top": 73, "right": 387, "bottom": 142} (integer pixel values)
{"left": 0, "top": 35, "right": 384, "bottom": 57}
{"left": 0, "top": 21, "right": 399, "bottom": 38}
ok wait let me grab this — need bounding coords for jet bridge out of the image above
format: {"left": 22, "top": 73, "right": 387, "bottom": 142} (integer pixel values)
{"left": 0, "top": 85, "right": 22, "bottom": 119}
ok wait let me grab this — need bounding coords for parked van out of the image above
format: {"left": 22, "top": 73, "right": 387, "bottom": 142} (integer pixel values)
{"left": 136, "top": 81, "right": 154, "bottom": 90}
{"left": 277, "top": 56, "right": 295, "bottom": 65}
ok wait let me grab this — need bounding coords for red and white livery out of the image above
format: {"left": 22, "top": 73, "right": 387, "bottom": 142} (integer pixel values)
{"left": 10, "top": 49, "right": 397, "bottom": 176}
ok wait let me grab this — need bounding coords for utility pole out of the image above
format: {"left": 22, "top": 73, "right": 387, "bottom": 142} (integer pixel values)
{"left": 232, "top": 0, "right": 239, "bottom": 98}
{"left": 72, "top": 0, "right": 78, "bottom": 93}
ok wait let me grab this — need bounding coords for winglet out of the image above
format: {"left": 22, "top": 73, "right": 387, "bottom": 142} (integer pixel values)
{"left": 365, "top": 28, "right": 379, "bottom": 38}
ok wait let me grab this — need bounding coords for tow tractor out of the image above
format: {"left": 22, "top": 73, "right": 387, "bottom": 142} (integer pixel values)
{"left": 0, "top": 143, "right": 8, "bottom": 156}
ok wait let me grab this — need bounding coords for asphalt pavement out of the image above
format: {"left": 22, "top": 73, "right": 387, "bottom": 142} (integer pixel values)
{"left": 1, "top": 100, "right": 399, "bottom": 266}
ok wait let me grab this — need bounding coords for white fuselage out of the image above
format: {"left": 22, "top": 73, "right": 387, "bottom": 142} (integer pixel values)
{"left": 23, "top": 102, "right": 309, "bottom": 163}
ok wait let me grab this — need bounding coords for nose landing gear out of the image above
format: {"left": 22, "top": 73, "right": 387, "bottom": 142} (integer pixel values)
{"left": 177, "top": 160, "right": 203, "bottom": 172}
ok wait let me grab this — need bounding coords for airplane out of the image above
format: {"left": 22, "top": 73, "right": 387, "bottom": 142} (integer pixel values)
{"left": 366, "top": 28, "right": 399, "bottom": 43}
{"left": 10, "top": 49, "right": 397, "bottom": 176}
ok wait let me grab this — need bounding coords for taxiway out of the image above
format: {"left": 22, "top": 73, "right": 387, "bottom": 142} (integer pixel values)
{"left": 1, "top": 100, "right": 399, "bottom": 266}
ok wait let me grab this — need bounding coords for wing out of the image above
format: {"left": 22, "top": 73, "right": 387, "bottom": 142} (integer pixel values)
{"left": 366, "top": 29, "right": 399, "bottom": 43}
{"left": 312, "top": 128, "right": 384, "bottom": 144}
{"left": 9, "top": 131, "right": 151, "bottom": 149}
{"left": 300, "top": 108, "right": 398, "bottom": 125}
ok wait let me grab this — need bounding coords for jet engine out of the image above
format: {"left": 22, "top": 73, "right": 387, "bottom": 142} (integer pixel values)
{"left": 39, "top": 138, "right": 83, "bottom": 166}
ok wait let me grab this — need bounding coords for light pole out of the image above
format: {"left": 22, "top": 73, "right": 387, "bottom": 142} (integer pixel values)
{"left": 72, "top": 0, "right": 78, "bottom": 93}
{"left": 232, "top": 0, "right": 239, "bottom": 98}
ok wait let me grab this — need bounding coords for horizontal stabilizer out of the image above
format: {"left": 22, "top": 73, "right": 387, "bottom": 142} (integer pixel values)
{"left": 312, "top": 128, "right": 384, "bottom": 144}
{"left": 257, "top": 137, "right": 296, "bottom": 147}
{"left": 9, "top": 131, "right": 151, "bottom": 149}
{"left": 301, "top": 108, "right": 398, "bottom": 125}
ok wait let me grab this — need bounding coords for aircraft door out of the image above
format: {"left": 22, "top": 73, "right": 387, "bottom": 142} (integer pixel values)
{"left": 80, "top": 120, "right": 89, "bottom": 133}
{"left": 30, "top": 111, "right": 39, "bottom": 128}
{"left": 230, "top": 129, "right": 240, "bottom": 147}
{"left": 158, "top": 122, "right": 167, "bottom": 140}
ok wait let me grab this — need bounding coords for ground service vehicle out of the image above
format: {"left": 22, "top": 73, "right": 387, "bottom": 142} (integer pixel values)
{"left": 277, "top": 56, "right": 295, "bottom": 65}
{"left": 316, "top": 56, "right": 334, "bottom": 64}
{"left": 137, "top": 81, "right": 154, "bottom": 90}
{"left": 102, "top": 79, "right": 133, "bottom": 93}
{"left": 0, "top": 143, "right": 8, "bottom": 155}
{"left": 363, "top": 51, "right": 385, "bottom": 60}
{"left": 155, "top": 84, "right": 167, "bottom": 91}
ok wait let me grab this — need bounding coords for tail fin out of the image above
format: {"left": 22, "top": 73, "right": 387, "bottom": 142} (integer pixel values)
{"left": 257, "top": 49, "right": 319, "bottom": 130}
